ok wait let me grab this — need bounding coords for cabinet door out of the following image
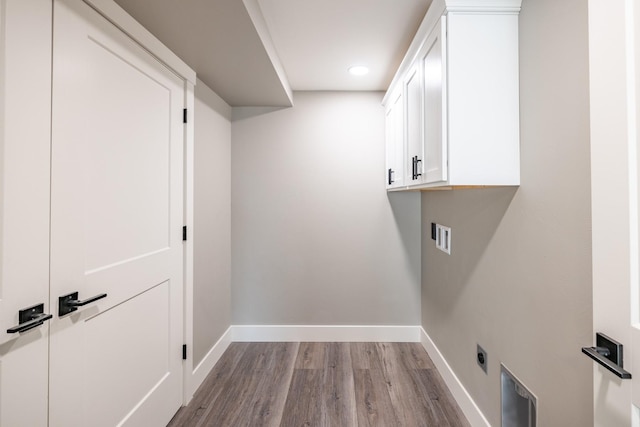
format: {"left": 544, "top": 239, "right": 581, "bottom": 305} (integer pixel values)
{"left": 0, "top": 1, "right": 52, "bottom": 426}
{"left": 404, "top": 63, "right": 424, "bottom": 185}
{"left": 49, "top": 0, "right": 184, "bottom": 425}
{"left": 422, "top": 16, "right": 447, "bottom": 184}
{"left": 385, "top": 89, "right": 404, "bottom": 188}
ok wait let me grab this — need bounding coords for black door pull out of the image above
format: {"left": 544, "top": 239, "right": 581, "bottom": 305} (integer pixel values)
{"left": 7, "top": 303, "right": 52, "bottom": 334}
{"left": 58, "top": 291, "right": 107, "bottom": 316}
{"left": 411, "top": 156, "right": 422, "bottom": 180}
{"left": 412, "top": 156, "right": 417, "bottom": 180}
{"left": 582, "top": 332, "right": 632, "bottom": 379}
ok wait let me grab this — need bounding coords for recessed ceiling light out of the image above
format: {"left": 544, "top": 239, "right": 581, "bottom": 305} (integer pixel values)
{"left": 349, "top": 66, "right": 369, "bottom": 76}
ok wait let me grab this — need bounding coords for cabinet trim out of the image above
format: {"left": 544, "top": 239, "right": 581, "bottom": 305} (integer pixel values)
{"left": 382, "top": 0, "right": 522, "bottom": 106}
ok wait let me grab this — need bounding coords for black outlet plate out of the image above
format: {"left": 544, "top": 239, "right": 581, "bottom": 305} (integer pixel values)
{"left": 477, "top": 344, "right": 488, "bottom": 374}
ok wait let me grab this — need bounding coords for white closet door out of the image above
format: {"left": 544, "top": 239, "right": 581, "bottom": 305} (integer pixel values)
{"left": 0, "top": 1, "right": 52, "bottom": 425}
{"left": 49, "top": 1, "right": 184, "bottom": 426}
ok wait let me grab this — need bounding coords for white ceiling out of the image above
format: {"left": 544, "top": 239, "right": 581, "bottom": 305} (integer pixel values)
{"left": 257, "top": 0, "right": 431, "bottom": 91}
{"left": 113, "top": 0, "right": 431, "bottom": 107}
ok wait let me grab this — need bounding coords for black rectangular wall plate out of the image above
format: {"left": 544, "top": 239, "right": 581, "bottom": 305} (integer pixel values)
{"left": 597, "top": 332, "right": 624, "bottom": 367}
{"left": 19, "top": 303, "right": 45, "bottom": 324}
{"left": 58, "top": 292, "right": 80, "bottom": 316}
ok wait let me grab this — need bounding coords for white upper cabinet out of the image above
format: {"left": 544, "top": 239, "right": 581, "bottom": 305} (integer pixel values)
{"left": 383, "top": 0, "right": 521, "bottom": 190}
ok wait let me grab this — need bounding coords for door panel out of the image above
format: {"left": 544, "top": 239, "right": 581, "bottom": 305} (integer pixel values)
{"left": 405, "top": 64, "right": 423, "bottom": 185}
{"left": 80, "top": 282, "right": 172, "bottom": 427}
{"left": 0, "top": 1, "right": 52, "bottom": 425}
{"left": 385, "top": 89, "right": 404, "bottom": 188}
{"left": 392, "top": 91, "right": 405, "bottom": 187}
{"left": 49, "top": 1, "right": 184, "bottom": 426}
{"left": 423, "top": 17, "right": 447, "bottom": 184}
{"left": 385, "top": 100, "right": 395, "bottom": 188}
{"left": 81, "top": 37, "right": 171, "bottom": 272}
{"left": 0, "top": 332, "right": 49, "bottom": 426}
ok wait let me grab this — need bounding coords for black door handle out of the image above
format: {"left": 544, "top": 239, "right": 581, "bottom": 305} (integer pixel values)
{"left": 58, "top": 291, "right": 107, "bottom": 316}
{"left": 582, "top": 332, "right": 632, "bottom": 379}
{"left": 388, "top": 168, "right": 394, "bottom": 185}
{"left": 7, "top": 303, "right": 52, "bottom": 334}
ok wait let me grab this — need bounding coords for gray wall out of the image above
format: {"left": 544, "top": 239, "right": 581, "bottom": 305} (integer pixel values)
{"left": 193, "top": 80, "right": 232, "bottom": 366}
{"left": 421, "top": 0, "right": 593, "bottom": 425}
{"left": 231, "top": 91, "right": 421, "bottom": 325}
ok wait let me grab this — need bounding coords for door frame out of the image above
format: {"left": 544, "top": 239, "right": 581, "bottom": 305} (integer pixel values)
{"left": 589, "top": 0, "right": 639, "bottom": 424}
{"left": 81, "top": 0, "right": 197, "bottom": 406}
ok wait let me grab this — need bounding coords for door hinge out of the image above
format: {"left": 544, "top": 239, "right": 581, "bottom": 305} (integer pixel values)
{"left": 182, "top": 344, "right": 187, "bottom": 360}
{"left": 183, "top": 225, "right": 187, "bottom": 241}
{"left": 183, "top": 108, "right": 188, "bottom": 124}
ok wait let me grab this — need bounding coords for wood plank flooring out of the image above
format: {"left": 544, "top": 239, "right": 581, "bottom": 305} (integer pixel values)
{"left": 168, "top": 342, "right": 469, "bottom": 427}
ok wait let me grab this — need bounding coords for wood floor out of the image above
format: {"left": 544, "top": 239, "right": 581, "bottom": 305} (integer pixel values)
{"left": 168, "top": 342, "right": 470, "bottom": 427}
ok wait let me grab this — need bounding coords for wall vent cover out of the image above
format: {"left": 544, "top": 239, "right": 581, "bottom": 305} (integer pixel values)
{"left": 501, "top": 365, "right": 537, "bottom": 427}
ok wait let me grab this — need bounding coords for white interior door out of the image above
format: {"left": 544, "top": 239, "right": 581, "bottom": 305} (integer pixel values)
{"left": 49, "top": 1, "right": 185, "bottom": 426}
{"left": 589, "top": 0, "right": 640, "bottom": 425}
{"left": 0, "top": 1, "right": 52, "bottom": 425}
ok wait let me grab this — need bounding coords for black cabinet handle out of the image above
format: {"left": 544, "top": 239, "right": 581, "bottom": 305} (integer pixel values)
{"left": 59, "top": 291, "right": 107, "bottom": 316}
{"left": 388, "top": 168, "right": 394, "bottom": 185}
{"left": 412, "top": 156, "right": 416, "bottom": 180}
{"left": 7, "top": 303, "right": 52, "bottom": 334}
{"left": 411, "top": 156, "right": 422, "bottom": 180}
{"left": 582, "top": 332, "right": 632, "bottom": 379}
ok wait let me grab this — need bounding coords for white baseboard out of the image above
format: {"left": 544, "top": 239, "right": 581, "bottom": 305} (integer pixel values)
{"left": 420, "top": 327, "right": 490, "bottom": 427}
{"left": 187, "top": 326, "right": 232, "bottom": 401}
{"left": 231, "top": 324, "right": 421, "bottom": 342}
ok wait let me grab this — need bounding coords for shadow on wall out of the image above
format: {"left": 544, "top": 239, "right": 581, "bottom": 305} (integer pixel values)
{"left": 388, "top": 191, "right": 422, "bottom": 278}
{"left": 595, "top": 377, "right": 628, "bottom": 427}
{"left": 422, "top": 187, "right": 518, "bottom": 308}
{"left": 231, "top": 106, "right": 290, "bottom": 122}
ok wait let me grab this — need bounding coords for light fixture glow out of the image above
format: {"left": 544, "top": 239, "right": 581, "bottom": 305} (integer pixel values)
{"left": 349, "top": 65, "right": 370, "bottom": 76}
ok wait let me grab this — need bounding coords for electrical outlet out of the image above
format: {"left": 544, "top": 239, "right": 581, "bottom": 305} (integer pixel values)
{"left": 435, "top": 224, "right": 451, "bottom": 254}
{"left": 477, "top": 345, "right": 488, "bottom": 374}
